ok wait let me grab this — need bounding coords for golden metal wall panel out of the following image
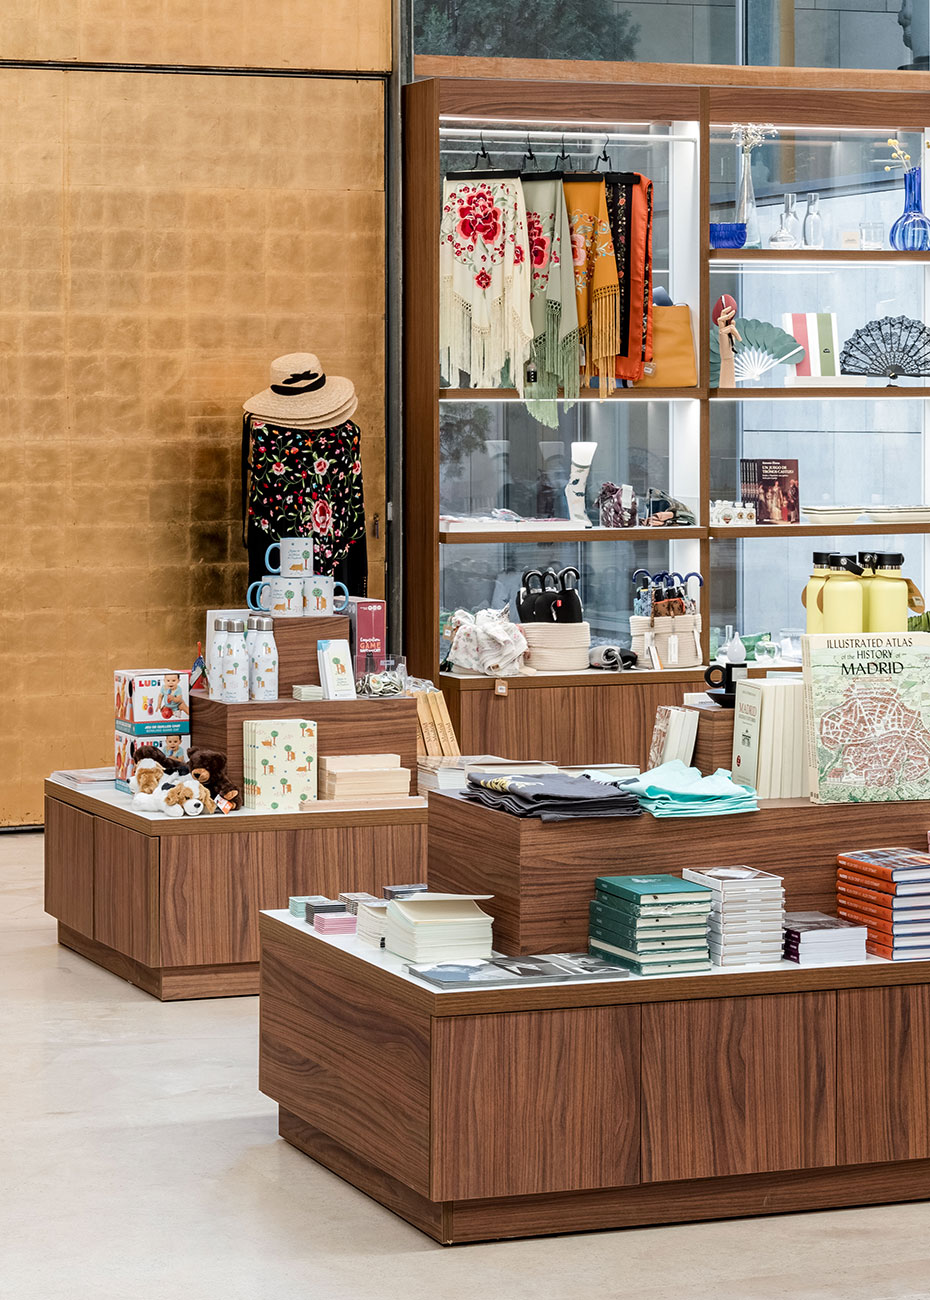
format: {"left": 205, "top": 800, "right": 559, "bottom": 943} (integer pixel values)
{"left": 0, "top": 69, "right": 386, "bottom": 825}
{"left": 0, "top": 1, "right": 391, "bottom": 73}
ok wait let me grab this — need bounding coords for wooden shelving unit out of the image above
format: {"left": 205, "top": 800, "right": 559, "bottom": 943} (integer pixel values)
{"left": 403, "top": 65, "right": 930, "bottom": 763}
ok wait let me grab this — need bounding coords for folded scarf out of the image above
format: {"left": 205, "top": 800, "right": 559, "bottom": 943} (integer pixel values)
{"left": 440, "top": 176, "right": 534, "bottom": 393}
{"left": 563, "top": 177, "right": 622, "bottom": 392}
{"left": 521, "top": 177, "right": 580, "bottom": 426}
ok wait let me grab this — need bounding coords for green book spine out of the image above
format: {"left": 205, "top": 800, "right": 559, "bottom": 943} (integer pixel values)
{"left": 588, "top": 920, "right": 707, "bottom": 954}
{"left": 590, "top": 899, "right": 709, "bottom": 932}
{"left": 596, "top": 873, "right": 712, "bottom": 903}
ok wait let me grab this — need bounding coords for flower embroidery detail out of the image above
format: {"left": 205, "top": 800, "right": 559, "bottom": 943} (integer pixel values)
{"left": 526, "top": 213, "right": 550, "bottom": 269}
{"left": 513, "top": 243, "right": 525, "bottom": 264}
{"left": 314, "top": 457, "right": 328, "bottom": 473}
{"left": 570, "top": 229, "right": 587, "bottom": 267}
{"left": 272, "top": 462, "right": 286, "bottom": 476}
{"left": 474, "top": 269, "right": 491, "bottom": 290}
{"left": 456, "top": 185, "right": 502, "bottom": 248}
{"left": 311, "top": 498, "right": 334, "bottom": 534}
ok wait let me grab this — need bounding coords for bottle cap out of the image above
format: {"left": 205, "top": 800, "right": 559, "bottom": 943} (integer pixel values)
{"left": 247, "top": 615, "right": 262, "bottom": 630}
{"left": 872, "top": 552, "right": 905, "bottom": 569}
{"left": 255, "top": 616, "right": 274, "bottom": 631}
{"left": 213, "top": 618, "right": 229, "bottom": 631}
{"left": 228, "top": 618, "right": 245, "bottom": 633}
{"left": 812, "top": 551, "right": 832, "bottom": 566}
{"left": 836, "top": 555, "right": 864, "bottom": 576}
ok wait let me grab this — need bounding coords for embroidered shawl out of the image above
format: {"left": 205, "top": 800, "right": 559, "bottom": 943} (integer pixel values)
{"left": 440, "top": 176, "right": 533, "bottom": 394}
{"left": 605, "top": 173, "right": 654, "bottom": 383}
{"left": 562, "top": 177, "right": 622, "bottom": 393}
{"left": 521, "top": 177, "right": 580, "bottom": 427}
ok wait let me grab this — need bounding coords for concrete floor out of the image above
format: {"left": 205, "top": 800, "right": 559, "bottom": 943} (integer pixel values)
{"left": 3, "top": 832, "right": 930, "bottom": 1300}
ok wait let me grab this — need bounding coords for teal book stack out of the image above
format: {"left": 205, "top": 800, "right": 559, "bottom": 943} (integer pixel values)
{"left": 588, "top": 874, "right": 713, "bottom": 975}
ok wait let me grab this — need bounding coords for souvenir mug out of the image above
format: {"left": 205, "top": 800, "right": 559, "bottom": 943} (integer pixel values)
{"left": 265, "top": 536, "right": 314, "bottom": 576}
{"left": 303, "top": 575, "right": 349, "bottom": 617}
{"left": 247, "top": 575, "right": 304, "bottom": 618}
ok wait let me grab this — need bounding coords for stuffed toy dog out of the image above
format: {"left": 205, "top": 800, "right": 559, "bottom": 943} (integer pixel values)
{"left": 151, "top": 777, "right": 215, "bottom": 818}
{"left": 129, "top": 756, "right": 166, "bottom": 798}
{"left": 187, "top": 748, "right": 241, "bottom": 811}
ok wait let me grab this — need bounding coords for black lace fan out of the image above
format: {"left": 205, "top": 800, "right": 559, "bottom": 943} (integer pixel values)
{"left": 839, "top": 316, "right": 930, "bottom": 383}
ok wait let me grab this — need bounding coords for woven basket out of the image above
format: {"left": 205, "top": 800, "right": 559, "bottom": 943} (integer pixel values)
{"left": 630, "top": 613, "right": 702, "bottom": 669}
{"left": 522, "top": 621, "right": 591, "bottom": 673}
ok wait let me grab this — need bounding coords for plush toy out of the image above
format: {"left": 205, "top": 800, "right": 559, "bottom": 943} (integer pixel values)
{"left": 151, "top": 777, "right": 215, "bottom": 818}
{"left": 133, "top": 744, "right": 190, "bottom": 781}
{"left": 129, "top": 756, "right": 165, "bottom": 797}
{"left": 187, "top": 748, "right": 241, "bottom": 811}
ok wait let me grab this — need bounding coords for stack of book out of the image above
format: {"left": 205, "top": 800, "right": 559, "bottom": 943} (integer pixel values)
{"left": 318, "top": 754, "right": 411, "bottom": 802}
{"left": 588, "top": 875, "right": 713, "bottom": 975}
{"left": 313, "top": 911, "right": 357, "bottom": 936}
{"left": 836, "top": 847, "right": 930, "bottom": 960}
{"left": 683, "top": 866, "right": 785, "bottom": 965}
{"left": 383, "top": 882, "right": 427, "bottom": 899}
{"left": 338, "top": 891, "right": 381, "bottom": 915}
{"left": 288, "top": 894, "right": 331, "bottom": 917}
{"left": 783, "top": 912, "right": 868, "bottom": 965}
{"left": 730, "top": 677, "right": 806, "bottom": 799}
{"left": 416, "top": 756, "right": 558, "bottom": 795}
{"left": 243, "top": 718, "right": 317, "bottom": 811}
{"left": 292, "top": 683, "right": 324, "bottom": 702}
{"left": 356, "top": 898, "right": 391, "bottom": 947}
{"left": 648, "top": 706, "right": 700, "bottom": 769}
{"left": 384, "top": 893, "right": 494, "bottom": 963}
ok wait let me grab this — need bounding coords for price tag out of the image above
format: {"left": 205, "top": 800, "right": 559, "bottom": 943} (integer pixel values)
{"left": 667, "top": 634, "right": 679, "bottom": 665}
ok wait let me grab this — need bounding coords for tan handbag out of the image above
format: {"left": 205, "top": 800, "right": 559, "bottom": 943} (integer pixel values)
{"left": 635, "top": 305, "right": 697, "bottom": 388}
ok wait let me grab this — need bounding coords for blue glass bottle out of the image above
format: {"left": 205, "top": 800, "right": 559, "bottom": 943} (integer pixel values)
{"left": 890, "top": 167, "right": 930, "bottom": 252}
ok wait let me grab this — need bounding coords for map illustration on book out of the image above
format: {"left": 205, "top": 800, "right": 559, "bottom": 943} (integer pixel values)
{"left": 802, "top": 633, "right": 930, "bottom": 803}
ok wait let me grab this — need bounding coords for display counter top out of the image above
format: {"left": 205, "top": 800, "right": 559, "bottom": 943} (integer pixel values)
{"left": 260, "top": 908, "right": 929, "bottom": 1017}
{"left": 45, "top": 777, "right": 427, "bottom": 835}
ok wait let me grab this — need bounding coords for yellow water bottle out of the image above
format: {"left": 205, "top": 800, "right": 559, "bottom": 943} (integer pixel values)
{"left": 821, "top": 553, "right": 864, "bottom": 633}
{"left": 857, "top": 551, "right": 876, "bottom": 631}
{"left": 867, "top": 551, "right": 908, "bottom": 632}
{"left": 804, "top": 551, "right": 832, "bottom": 634}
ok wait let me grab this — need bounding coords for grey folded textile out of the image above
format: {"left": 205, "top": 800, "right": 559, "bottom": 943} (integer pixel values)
{"left": 461, "top": 772, "right": 642, "bottom": 822}
{"left": 589, "top": 645, "right": 637, "bottom": 670}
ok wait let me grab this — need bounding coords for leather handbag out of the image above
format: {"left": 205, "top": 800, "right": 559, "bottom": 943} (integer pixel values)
{"left": 635, "top": 305, "right": 697, "bottom": 388}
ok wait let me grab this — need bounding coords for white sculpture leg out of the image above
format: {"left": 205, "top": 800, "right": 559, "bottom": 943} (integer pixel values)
{"left": 564, "top": 441, "right": 597, "bottom": 527}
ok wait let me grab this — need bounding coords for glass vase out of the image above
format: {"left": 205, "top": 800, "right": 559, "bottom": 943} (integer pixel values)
{"left": 736, "top": 148, "right": 761, "bottom": 249}
{"left": 890, "top": 166, "right": 930, "bottom": 252}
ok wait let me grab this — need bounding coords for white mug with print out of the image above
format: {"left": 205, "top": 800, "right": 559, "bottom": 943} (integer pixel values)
{"left": 303, "top": 575, "right": 349, "bottom": 617}
{"left": 247, "top": 574, "right": 304, "bottom": 618}
{"left": 265, "top": 536, "right": 314, "bottom": 577}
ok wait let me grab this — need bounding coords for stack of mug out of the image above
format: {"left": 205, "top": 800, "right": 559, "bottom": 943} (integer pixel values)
{"left": 247, "top": 537, "right": 349, "bottom": 619}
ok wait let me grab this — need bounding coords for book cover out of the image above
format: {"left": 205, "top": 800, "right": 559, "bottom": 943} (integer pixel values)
{"left": 837, "top": 847, "right": 930, "bottom": 881}
{"left": 837, "top": 868, "right": 930, "bottom": 897}
{"left": 588, "top": 921, "right": 707, "bottom": 953}
{"left": 865, "top": 939, "right": 930, "bottom": 960}
{"left": 802, "top": 633, "right": 930, "bottom": 803}
{"left": 837, "top": 881, "right": 930, "bottom": 912}
{"left": 739, "top": 458, "right": 800, "bottom": 524}
{"left": 589, "top": 900, "right": 707, "bottom": 936}
{"left": 595, "top": 875, "right": 712, "bottom": 905}
{"left": 836, "top": 904, "right": 930, "bottom": 936}
{"left": 730, "top": 682, "right": 763, "bottom": 791}
{"left": 784, "top": 911, "right": 865, "bottom": 936}
{"left": 589, "top": 940, "right": 711, "bottom": 975}
{"left": 317, "top": 639, "right": 357, "bottom": 701}
{"left": 683, "top": 865, "right": 783, "bottom": 891}
{"left": 782, "top": 312, "right": 839, "bottom": 378}
{"left": 648, "top": 706, "right": 675, "bottom": 770}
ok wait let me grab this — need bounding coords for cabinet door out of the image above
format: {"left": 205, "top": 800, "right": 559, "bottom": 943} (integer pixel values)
{"left": 431, "top": 1005, "right": 641, "bottom": 1200}
{"left": 44, "top": 798, "right": 94, "bottom": 935}
{"left": 642, "top": 993, "right": 836, "bottom": 1183}
{"left": 837, "top": 985, "right": 930, "bottom": 1166}
{"left": 94, "top": 819, "right": 158, "bottom": 966}
{"left": 278, "top": 824, "right": 426, "bottom": 902}
{"left": 159, "top": 832, "right": 277, "bottom": 966}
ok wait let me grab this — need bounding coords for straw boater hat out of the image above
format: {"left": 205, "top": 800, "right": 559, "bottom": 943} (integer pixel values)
{"left": 243, "top": 353, "right": 358, "bottom": 429}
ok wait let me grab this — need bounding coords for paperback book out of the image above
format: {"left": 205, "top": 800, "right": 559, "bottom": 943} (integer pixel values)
{"left": 739, "top": 458, "right": 800, "bottom": 524}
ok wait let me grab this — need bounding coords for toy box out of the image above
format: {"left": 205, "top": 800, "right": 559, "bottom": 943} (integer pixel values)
{"left": 114, "top": 731, "right": 191, "bottom": 793}
{"left": 114, "top": 670, "right": 191, "bottom": 735}
{"left": 347, "top": 597, "right": 387, "bottom": 673}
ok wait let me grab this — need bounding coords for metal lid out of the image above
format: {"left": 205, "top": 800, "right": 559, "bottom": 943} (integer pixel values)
{"left": 247, "top": 615, "right": 262, "bottom": 630}
{"left": 228, "top": 618, "right": 245, "bottom": 633}
{"left": 254, "top": 616, "right": 274, "bottom": 631}
{"left": 812, "top": 551, "right": 832, "bottom": 566}
{"left": 872, "top": 551, "right": 905, "bottom": 569}
{"left": 213, "top": 618, "right": 229, "bottom": 632}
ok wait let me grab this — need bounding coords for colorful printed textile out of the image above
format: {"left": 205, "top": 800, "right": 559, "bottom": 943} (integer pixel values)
{"left": 521, "top": 177, "right": 580, "bottom": 426}
{"left": 440, "top": 176, "right": 534, "bottom": 393}
{"left": 562, "top": 177, "right": 622, "bottom": 392}
{"left": 243, "top": 415, "right": 365, "bottom": 574}
{"left": 605, "top": 173, "right": 654, "bottom": 383}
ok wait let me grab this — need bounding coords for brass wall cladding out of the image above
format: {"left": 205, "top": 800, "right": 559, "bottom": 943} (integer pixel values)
{"left": 0, "top": 1, "right": 390, "bottom": 72}
{"left": 0, "top": 69, "right": 386, "bottom": 824}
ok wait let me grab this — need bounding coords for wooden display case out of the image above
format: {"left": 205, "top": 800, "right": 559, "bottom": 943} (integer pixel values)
{"left": 44, "top": 778, "right": 427, "bottom": 1000}
{"left": 260, "top": 908, "right": 930, "bottom": 1244}
{"left": 402, "top": 64, "right": 930, "bottom": 764}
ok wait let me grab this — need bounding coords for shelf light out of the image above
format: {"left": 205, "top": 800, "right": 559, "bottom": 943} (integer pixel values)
{"left": 439, "top": 394, "right": 701, "bottom": 403}
{"left": 709, "top": 259, "right": 929, "bottom": 270}
{"left": 439, "top": 123, "right": 697, "bottom": 144}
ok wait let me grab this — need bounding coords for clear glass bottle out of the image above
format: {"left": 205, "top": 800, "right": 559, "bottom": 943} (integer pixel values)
{"left": 783, "top": 193, "right": 802, "bottom": 247}
{"left": 802, "top": 193, "right": 824, "bottom": 249}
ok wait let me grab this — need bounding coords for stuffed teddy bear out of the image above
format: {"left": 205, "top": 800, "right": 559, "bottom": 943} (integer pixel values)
{"left": 187, "top": 748, "right": 241, "bottom": 811}
{"left": 151, "top": 777, "right": 215, "bottom": 818}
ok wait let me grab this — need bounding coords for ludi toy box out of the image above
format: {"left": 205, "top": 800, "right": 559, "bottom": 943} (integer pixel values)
{"left": 114, "top": 670, "right": 191, "bottom": 736}
{"left": 114, "top": 731, "right": 191, "bottom": 792}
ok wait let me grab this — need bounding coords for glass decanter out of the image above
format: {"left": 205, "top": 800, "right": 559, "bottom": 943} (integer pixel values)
{"left": 802, "top": 193, "right": 824, "bottom": 249}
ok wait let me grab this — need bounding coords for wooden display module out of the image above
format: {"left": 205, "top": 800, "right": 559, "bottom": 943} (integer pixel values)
{"left": 44, "top": 780, "right": 427, "bottom": 1000}
{"left": 190, "top": 695, "right": 417, "bottom": 797}
{"left": 428, "top": 791, "right": 930, "bottom": 955}
{"left": 259, "top": 911, "right": 930, "bottom": 1244}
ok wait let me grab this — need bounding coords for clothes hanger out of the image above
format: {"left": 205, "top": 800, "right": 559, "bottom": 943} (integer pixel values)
{"left": 447, "top": 131, "right": 522, "bottom": 181}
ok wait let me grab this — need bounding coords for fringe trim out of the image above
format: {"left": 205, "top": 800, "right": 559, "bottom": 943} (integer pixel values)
{"left": 439, "top": 280, "right": 531, "bottom": 393}
{"left": 590, "top": 284, "right": 623, "bottom": 395}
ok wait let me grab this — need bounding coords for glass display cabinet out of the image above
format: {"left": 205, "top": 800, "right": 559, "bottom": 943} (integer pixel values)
{"left": 402, "top": 68, "right": 929, "bottom": 762}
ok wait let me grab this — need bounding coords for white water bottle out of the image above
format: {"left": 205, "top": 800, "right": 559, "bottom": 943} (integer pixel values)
{"left": 209, "top": 619, "right": 231, "bottom": 701}
{"left": 249, "top": 616, "right": 279, "bottom": 701}
{"left": 224, "top": 618, "right": 250, "bottom": 703}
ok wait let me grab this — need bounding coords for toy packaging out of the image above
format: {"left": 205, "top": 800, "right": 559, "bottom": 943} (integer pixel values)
{"left": 115, "top": 731, "right": 191, "bottom": 792}
{"left": 114, "top": 670, "right": 191, "bottom": 735}
{"left": 347, "top": 597, "right": 387, "bottom": 673}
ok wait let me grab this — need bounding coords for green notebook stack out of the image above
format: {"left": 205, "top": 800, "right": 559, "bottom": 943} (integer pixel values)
{"left": 589, "top": 874, "right": 713, "bottom": 975}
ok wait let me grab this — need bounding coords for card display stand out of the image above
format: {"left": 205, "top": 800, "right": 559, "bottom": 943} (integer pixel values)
{"left": 44, "top": 779, "right": 426, "bottom": 1000}
{"left": 260, "top": 909, "right": 930, "bottom": 1244}
{"left": 190, "top": 695, "right": 418, "bottom": 798}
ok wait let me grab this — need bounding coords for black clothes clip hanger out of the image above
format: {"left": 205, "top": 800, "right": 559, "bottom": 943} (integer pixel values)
{"left": 554, "top": 135, "right": 575, "bottom": 172}
{"left": 520, "top": 136, "right": 539, "bottom": 172}
{"left": 596, "top": 137, "right": 612, "bottom": 171}
{"left": 447, "top": 133, "right": 521, "bottom": 181}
